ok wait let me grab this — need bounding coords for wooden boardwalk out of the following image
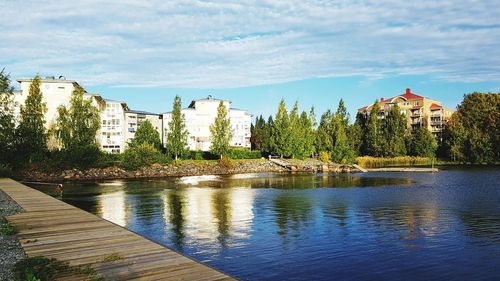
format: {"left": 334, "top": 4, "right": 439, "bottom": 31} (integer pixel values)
{"left": 0, "top": 178, "right": 235, "bottom": 281}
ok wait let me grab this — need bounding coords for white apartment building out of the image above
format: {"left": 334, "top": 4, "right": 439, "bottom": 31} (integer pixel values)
{"left": 100, "top": 99, "right": 128, "bottom": 153}
{"left": 125, "top": 110, "right": 163, "bottom": 147}
{"left": 14, "top": 76, "right": 106, "bottom": 149}
{"left": 162, "top": 96, "right": 251, "bottom": 151}
{"left": 14, "top": 76, "right": 82, "bottom": 129}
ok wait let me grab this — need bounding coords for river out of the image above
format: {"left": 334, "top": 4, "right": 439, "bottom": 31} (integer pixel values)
{"left": 32, "top": 167, "right": 500, "bottom": 281}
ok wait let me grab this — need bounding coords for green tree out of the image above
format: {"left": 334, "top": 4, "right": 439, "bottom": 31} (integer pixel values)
{"left": 17, "top": 75, "right": 47, "bottom": 163}
{"left": 166, "top": 95, "right": 188, "bottom": 160}
{"left": 443, "top": 93, "right": 499, "bottom": 163}
{"left": 331, "top": 100, "right": 356, "bottom": 163}
{"left": 210, "top": 101, "right": 232, "bottom": 157}
{"left": 300, "top": 110, "right": 315, "bottom": 158}
{"left": 409, "top": 126, "right": 437, "bottom": 158}
{"left": 364, "top": 101, "right": 384, "bottom": 156}
{"left": 132, "top": 119, "right": 162, "bottom": 150}
{"left": 348, "top": 122, "right": 362, "bottom": 156}
{"left": 55, "top": 85, "right": 100, "bottom": 149}
{"left": 382, "top": 105, "right": 407, "bottom": 157}
{"left": 0, "top": 69, "right": 16, "bottom": 166}
{"left": 251, "top": 115, "right": 265, "bottom": 150}
{"left": 442, "top": 113, "right": 466, "bottom": 162}
{"left": 271, "top": 99, "right": 292, "bottom": 158}
{"left": 288, "top": 101, "right": 303, "bottom": 158}
{"left": 315, "top": 110, "right": 334, "bottom": 153}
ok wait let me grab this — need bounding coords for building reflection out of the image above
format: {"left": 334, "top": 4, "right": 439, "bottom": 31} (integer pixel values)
{"left": 367, "top": 205, "right": 439, "bottom": 246}
{"left": 97, "top": 190, "right": 128, "bottom": 227}
{"left": 161, "top": 187, "right": 255, "bottom": 248}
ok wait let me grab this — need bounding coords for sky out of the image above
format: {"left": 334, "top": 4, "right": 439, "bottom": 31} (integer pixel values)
{"left": 1, "top": 0, "right": 499, "bottom": 120}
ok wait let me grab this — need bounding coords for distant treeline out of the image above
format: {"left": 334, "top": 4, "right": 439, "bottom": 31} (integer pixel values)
{"left": 251, "top": 93, "right": 499, "bottom": 164}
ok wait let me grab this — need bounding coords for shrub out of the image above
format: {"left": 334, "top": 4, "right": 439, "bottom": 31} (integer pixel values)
{"left": 0, "top": 163, "right": 13, "bottom": 177}
{"left": 96, "top": 152, "right": 122, "bottom": 168}
{"left": 218, "top": 156, "right": 234, "bottom": 169}
{"left": 185, "top": 150, "right": 218, "bottom": 160}
{"left": 226, "top": 148, "right": 262, "bottom": 159}
{"left": 121, "top": 143, "right": 167, "bottom": 171}
{"left": 318, "top": 151, "right": 331, "bottom": 163}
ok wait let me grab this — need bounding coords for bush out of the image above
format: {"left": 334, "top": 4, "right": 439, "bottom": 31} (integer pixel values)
{"left": 0, "top": 163, "right": 13, "bottom": 177}
{"left": 121, "top": 143, "right": 168, "bottom": 171}
{"left": 226, "top": 148, "right": 262, "bottom": 159}
{"left": 318, "top": 151, "right": 331, "bottom": 163}
{"left": 185, "top": 150, "right": 218, "bottom": 160}
{"left": 218, "top": 156, "right": 234, "bottom": 169}
{"left": 95, "top": 152, "right": 122, "bottom": 168}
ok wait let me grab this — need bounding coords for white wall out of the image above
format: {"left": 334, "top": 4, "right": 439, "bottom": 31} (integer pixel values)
{"left": 163, "top": 98, "right": 251, "bottom": 151}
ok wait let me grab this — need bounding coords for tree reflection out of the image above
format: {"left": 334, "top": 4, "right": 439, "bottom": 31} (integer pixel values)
{"left": 273, "top": 193, "right": 312, "bottom": 237}
{"left": 166, "top": 191, "right": 186, "bottom": 250}
{"left": 458, "top": 212, "right": 500, "bottom": 243}
{"left": 212, "top": 190, "right": 231, "bottom": 248}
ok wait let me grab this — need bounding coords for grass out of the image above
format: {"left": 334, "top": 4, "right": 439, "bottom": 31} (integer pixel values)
{"left": 0, "top": 221, "right": 18, "bottom": 235}
{"left": 356, "top": 156, "right": 434, "bottom": 168}
{"left": 101, "top": 253, "right": 124, "bottom": 262}
{"left": 14, "top": 256, "right": 104, "bottom": 281}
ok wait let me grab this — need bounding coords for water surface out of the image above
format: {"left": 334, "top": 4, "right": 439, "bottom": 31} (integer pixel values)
{"left": 32, "top": 168, "right": 500, "bottom": 281}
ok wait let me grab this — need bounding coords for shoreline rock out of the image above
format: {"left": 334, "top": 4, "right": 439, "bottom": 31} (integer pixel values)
{"left": 0, "top": 190, "right": 25, "bottom": 281}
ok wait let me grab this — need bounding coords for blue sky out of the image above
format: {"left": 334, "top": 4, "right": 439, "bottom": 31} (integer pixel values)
{"left": 1, "top": 0, "right": 499, "bottom": 120}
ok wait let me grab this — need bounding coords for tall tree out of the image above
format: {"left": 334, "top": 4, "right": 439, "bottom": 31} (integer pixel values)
{"left": 17, "top": 75, "right": 47, "bottom": 163}
{"left": 314, "top": 110, "right": 334, "bottom": 153}
{"left": 271, "top": 99, "right": 292, "bottom": 158}
{"left": 288, "top": 101, "right": 302, "bottom": 158}
{"left": 55, "top": 85, "right": 100, "bottom": 150}
{"left": 408, "top": 126, "right": 437, "bottom": 158}
{"left": 331, "top": 100, "right": 355, "bottom": 163}
{"left": 300, "top": 110, "right": 315, "bottom": 158}
{"left": 364, "top": 101, "right": 384, "bottom": 156}
{"left": 166, "top": 95, "right": 188, "bottom": 160}
{"left": 443, "top": 93, "right": 499, "bottom": 163}
{"left": 382, "top": 105, "right": 407, "bottom": 157}
{"left": 210, "top": 101, "right": 232, "bottom": 157}
{"left": 132, "top": 119, "right": 162, "bottom": 150}
{"left": 0, "top": 69, "right": 16, "bottom": 165}
{"left": 442, "top": 113, "right": 466, "bottom": 162}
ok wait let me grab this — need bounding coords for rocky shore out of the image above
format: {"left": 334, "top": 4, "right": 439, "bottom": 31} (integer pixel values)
{"left": 0, "top": 190, "right": 25, "bottom": 281}
{"left": 17, "top": 159, "right": 290, "bottom": 182}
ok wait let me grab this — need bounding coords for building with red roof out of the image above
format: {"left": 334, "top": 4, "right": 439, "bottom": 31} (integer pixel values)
{"left": 358, "top": 88, "right": 454, "bottom": 140}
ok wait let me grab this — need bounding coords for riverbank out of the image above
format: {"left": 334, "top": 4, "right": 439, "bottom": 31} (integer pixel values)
{"left": 16, "top": 159, "right": 288, "bottom": 182}
{"left": 0, "top": 189, "right": 25, "bottom": 281}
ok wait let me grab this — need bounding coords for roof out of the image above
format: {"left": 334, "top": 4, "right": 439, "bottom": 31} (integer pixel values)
{"left": 188, "top": 95, "right": 231, "bottom": 108}
{"left": 127, "top": 109, "right": 159, "bottom": 116}
{"left": 358, "top": 88, "right": 424, "bottom": 111}
{"left": 17, "top": 76, "right": 77, "bottom": 84}
{"left": 430, "top": 103, "right": 442, "bottom": 109}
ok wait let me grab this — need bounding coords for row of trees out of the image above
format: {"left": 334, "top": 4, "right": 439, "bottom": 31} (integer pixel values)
{"left": 130, "top": 96, "right": 233, "bottom": 159}
{"left": 0, "top": 69, "right": 235, "bottom": 172}
{"left": 252, "top": 99, "right": 440, "bottom": 163}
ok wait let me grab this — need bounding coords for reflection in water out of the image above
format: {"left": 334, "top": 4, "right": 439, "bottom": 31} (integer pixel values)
{"left": 97, "top": 190, "right": 127, "bottom": 227}
{"left": 162, "top": 191, "right": 186, "bottom": 250}
{"left": 30, "top": 169, "right": 500, "bottom": 281}
{"left": 274, "top": 193, "right": 312, "bottom": 237}
{"left": 164, "top": 188, "right": 255, "bottom": 249}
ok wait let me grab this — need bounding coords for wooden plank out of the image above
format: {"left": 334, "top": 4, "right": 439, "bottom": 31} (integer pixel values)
{"left": 0, "top": 178, "right": 235, "bottom": 281}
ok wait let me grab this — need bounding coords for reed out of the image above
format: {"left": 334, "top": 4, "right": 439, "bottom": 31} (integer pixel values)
{"left": 356, "top": 156, "right": 432, "bottom": 168}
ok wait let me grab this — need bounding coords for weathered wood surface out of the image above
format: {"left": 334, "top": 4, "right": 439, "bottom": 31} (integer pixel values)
{"left": 0, "top": 178, "right": 234, "bottom": 281}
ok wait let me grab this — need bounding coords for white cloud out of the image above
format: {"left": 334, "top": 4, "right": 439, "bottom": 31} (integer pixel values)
{"left": 0, "top": 0, "right": 499, "bottom": 88}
